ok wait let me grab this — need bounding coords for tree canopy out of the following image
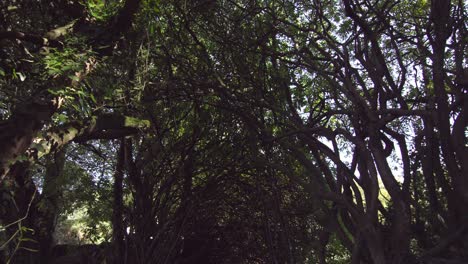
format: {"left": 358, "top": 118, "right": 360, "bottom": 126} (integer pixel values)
{"left": 0, "top": 0, "right": 467, "bottom": 263}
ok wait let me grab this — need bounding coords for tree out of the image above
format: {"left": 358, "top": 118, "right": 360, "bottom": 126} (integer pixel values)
{"left": 1, "top": 0, "right": 467, "bottom": 263}
{"left": 0, "top": 0, "right": 148, "bottom": 262}
{"left": 146, "top": 0, "right": 466, "bottom": 262}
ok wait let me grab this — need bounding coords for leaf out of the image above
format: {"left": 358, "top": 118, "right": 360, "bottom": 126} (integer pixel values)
{"left": 17, "top": 72, "right": 26, "bottom": 81}
{"left": 18, "top": 247, "right": 39, "bottom": 252}
{"left": 15, "top": 154, "right": 29, "bottom": 162}
{"left": 20, "top": 226, "right": 35, "bottom": 233}
{"left": 47, "top": 89, "right": 59, "bottom": 95}
{"left": 57, "top": 114, "right": 69, "bottom": 123}
{"left": 69, "top": 75, "right": 80, "bottom": 82}
{"left": 19, "top": 237, "right": 37, "bottom": 243}
{"left": 89, "top": 93, "right": 97, "bottom": 103}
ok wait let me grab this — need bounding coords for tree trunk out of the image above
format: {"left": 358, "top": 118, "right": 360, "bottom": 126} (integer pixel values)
{"left": 38, "top": 147, "right": 67, "bottom": 264}
{"left": 112, "top": 140, "right": 126, "bottom": 264}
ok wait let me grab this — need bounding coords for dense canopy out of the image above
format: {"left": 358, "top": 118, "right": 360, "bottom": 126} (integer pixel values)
{"left": 0, "top": 0, "right": 467, "bottom": 263}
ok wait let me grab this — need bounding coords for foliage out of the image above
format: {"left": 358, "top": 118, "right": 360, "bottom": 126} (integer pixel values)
{"left": 56, "top": 143, "right": 114, "bottom": 243}
{"left": 0, "top": 0, "right": 467, "bottom": 263}
{"left": 83, "top": 0, "right": 124, "bottom": 21}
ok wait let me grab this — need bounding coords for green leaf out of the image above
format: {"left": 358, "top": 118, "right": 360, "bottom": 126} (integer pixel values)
{"left": 19, "top": 247, "right": 39, "bottom": 252}
{"left": 69, "top": 75, "right": 80, "bottom": 82}
{"left": 57, "top": 114, "right": 69, "bottom": 123}
{"left": 19, "top": 237, "right": 37, "bottom": 243}
{"left": 89, "top": 93, "right": 97, "bottom": 103}
{"left": 20, "top": 226, "right": 35, "bottom": 233}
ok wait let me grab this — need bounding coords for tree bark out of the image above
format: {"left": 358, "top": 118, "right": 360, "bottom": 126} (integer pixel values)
{"left": 38, "top": 147, "right": 67, "bottom": 264}
{"left": 112, "top": 140, "right": 126, "bottom": 264}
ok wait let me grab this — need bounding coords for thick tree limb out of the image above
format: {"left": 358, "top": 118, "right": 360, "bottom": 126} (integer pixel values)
{"left": 111, "top": 0, "right": 142, "bottom": 35}
{"left": 0, "top": 31, "right": 59, "bottom": 47}
{"left": 421, "top": 224, "right": 468, "bottom": 258}
{"left": 0, "top": 0, "right": 143, "bottom": 181}
{"left": 28, "top": 114, "right": 150, "bottom": 161}
{"left": 0, "top": 97, "right": 62, "bottom": 180}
